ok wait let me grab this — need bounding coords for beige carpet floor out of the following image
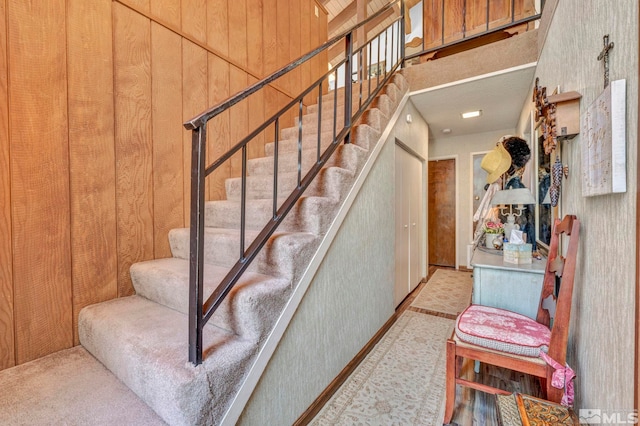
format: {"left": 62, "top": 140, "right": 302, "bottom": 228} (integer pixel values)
{"left": 310, "top": 311, "right": 455, "bottom": 425}
{"left": 410, "top": 269, "right": 473, "bottom": 317}
{"left": 0, "top": 346, "right": 166, "bottom": 426}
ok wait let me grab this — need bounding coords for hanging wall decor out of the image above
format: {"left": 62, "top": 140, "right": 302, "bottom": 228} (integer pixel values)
{"left": 581, "top": 79, "right": 627, "bottom": 196}
{"left": 533, "top": 78, "right": 557, "bottom": 155}
{"left": 581, "top": 36, "right": 626, "bottom": 197}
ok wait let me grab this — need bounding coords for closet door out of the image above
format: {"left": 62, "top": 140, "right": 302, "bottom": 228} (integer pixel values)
{"left": 395, "top": 145, "right": 424, "bottom": 306}
{"left": 409, "top": 154, "right": 422, "bottom": 291}
{"left": 394, "top": 147, "right": 409, "bottom": 306}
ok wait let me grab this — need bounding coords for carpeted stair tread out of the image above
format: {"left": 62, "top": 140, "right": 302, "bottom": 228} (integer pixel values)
{"left": 78, "top": 295, "right": 258, "bottom": 426}
{"left": 264, "top": 130, "right": 339, "bottom": 156}
{"left": 248, "top": 143, "right": 366, "bottom": 177}
{"left": 168, "top": 227, "right": 319, "bottom": 278}
{"left": 224, "top": 166, "right": 355, "bottom": 201}
{"left": 204, "top": 195, "right": 339, "bottom": 234}
{"left": 74, "top": 71, "right": 409, "bottom": 425}
{"left": 131, "top": 258, "right": 292, "bottom": 339}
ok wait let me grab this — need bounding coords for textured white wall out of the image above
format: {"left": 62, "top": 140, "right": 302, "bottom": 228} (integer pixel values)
{"left": 535, "top": 0, "right": 638, "bottom": 412}
{"left": 429, "top": 128, "right": 516, "bottom": 268}
{"left": 238, "top": 100, "right": 430, "bottom": 425}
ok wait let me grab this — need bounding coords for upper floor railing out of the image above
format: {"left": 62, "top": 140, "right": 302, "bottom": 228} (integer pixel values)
{"left": 404, "top": 0, "right": 543, "bottom": 61}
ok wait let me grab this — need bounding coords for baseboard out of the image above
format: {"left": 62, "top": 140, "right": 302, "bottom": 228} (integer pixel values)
{"left": 293, "top": 309, "right": 401, "bottom": 425}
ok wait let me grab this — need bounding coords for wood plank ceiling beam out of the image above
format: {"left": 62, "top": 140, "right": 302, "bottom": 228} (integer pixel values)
{"left": 327, "top": 6, "right": 396, "bottom": 63}
{"left": 328, "top": 0, "right": 357, "bottom": 35}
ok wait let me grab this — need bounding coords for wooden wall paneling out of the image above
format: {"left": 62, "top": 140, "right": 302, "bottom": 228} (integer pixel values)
{"left": 309, "top": 2, "right": 320, "bottom": 84}
{"left": 113, "top": 3, "right": 154, "bottom": 296}
{"left": 228, "top": 0, "right": 248, "bottom": 69}
{"left": 182, "top": 0, "right": 207, "bottom": 43}
{"left": 229, "top": 66, "right": 249, "bottom": 177}
{"left": 0, "top": 0, "right": 14, "bottom": 370}
{"left": 207, "top": 54, "right": 231, "bottom": 201}
{"left": 182, "top": 41, "right": 208, "bottom": 224}
{"left": 208, "top": 0, "right": 229, "bottom": 58}
{"left": 67, "top": 0, "right": 118, "bottom": 345}
{"left": 247, "top": 0, "right": 264, "bottom": 77}
{"left": 123, "top": 0, "right": 151, "bottom": 14}
{"left": 514, "top": 0, "right": 535, "bottom": 21}
{"left": 300, "top": 0, "right": 312, "bottom": 105}
{"left": 289, "top": 0, "right": 302, "bottom": 96}
{"left": 262, "top": 0, "right": 277, "bottom": 76}
{"left": 276, "top": 0, "right": 291, "bottom": 93}
{"left": 318, "top": 8, "right": 328, "bottom": 81}
{"left": 277, "top": 91, "right": 295, "bottom": 135}
{"left": 489, "top": 0, "right": 511, "bottom": 29}
{"left": 150, "top": 0, "right": 181, "bottom": 29}
{"left": 443, "top": 0, "right": 464, "bottom": 44}
{"left": 247, "top": 76, "right": 265, "bottom": 159}
{"left": 264, "top": 84, "right": 281, "bottom": 145}
{"left": 465, "top": 0, "right": 489, "bottom": 37}
{"left": 423, "top": 0, "right": 443, "bottom": 49}
{"left": 8, "top": 0, "right": 73, "bottom": 364}
{"left": 152, "top": 23, "right": 184, "bottom": 258}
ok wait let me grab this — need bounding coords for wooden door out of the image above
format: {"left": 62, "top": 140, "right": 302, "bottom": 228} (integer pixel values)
{"left": 428, "top": 159, "right": 456, "bottom": 267}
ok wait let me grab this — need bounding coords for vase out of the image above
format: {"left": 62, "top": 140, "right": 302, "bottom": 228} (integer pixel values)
{"left": 485, "top": 233, "right": 499, "bottom": 248}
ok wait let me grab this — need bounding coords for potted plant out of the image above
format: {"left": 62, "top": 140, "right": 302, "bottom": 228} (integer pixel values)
{"left": 483, "top": 221, "right": 504, "bottom": 248}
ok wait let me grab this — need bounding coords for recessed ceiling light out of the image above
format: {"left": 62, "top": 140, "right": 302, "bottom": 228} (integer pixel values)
{"left": 442, "top": 128, "right": 452, "bottom": 134}
{"left": 462, "top": 110, "right": 482, "bottom": 119}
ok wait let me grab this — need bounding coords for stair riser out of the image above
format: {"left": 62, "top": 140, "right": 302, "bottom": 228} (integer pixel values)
{"left": 306, "top": 100, "right": 369, "bottom": 115}
{"left": 169, "top": 228, "right": 318, "bottom": 278}
{"left": 264, "top": 132, "right": 337, "bottom": 156}
{"left": 79, "top": 296, "right": 257, "bottom": 426}
{"left": 130, "top": 258, "right": 292, "bottom": 340}
{"left": 281, "top": 118, "right": 344, "bottom": 139}
{"left": 248, "top": 143, "right": 362, "bottom": 177}
{"left": 225, "top": 166, "right": 355, "bottom": 201}
{"left": 204, "top": 196, "right": 338, "bottom": 235}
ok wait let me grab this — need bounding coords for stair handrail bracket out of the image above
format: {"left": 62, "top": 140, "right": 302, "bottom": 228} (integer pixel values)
{"left": 184, "top": 0, "right": 406, "bottom": 365}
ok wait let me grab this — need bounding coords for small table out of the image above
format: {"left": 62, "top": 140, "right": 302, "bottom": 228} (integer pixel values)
{"left": 471, "top": 248, "right": 546, "bottom": 320}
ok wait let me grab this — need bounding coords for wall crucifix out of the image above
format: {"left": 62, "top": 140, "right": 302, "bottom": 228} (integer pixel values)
{"left": 597, "top": 34, "right": 614, "bottom": 88}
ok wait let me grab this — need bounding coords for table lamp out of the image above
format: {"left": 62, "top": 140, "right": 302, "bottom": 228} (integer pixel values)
{"left": 491, "top": 188, "right": 537, "bottom": 240}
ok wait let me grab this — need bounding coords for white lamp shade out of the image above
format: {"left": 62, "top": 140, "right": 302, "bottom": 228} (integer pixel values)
{"left": 491, "top": 188, "right": 536, "bottom": 206}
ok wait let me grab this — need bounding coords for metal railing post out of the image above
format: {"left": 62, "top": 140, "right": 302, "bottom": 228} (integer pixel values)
{"left": 189, "top": 125, "right": 207, "bottom": 366}
{"left": 344, "top": 32, "right": 353, "bottom": 144}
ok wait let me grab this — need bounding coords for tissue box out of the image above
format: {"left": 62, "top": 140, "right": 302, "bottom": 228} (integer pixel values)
{"left": 504, "top": 243, "right": 532, "bottom": 264}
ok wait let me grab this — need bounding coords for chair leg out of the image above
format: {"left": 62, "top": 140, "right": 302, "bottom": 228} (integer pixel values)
{"left": 444, "top": 339, "right": 456, "bottom": 424}
{"left": 546, "top": 376, "right": 563, "bottom": 403}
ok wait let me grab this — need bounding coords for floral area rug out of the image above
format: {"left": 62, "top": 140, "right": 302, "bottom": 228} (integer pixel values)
{"left": 310, "top": 311, "right": 454, "bottom": 426}
{"left": 410, "top": 269, "right": 473, "bottom": 318}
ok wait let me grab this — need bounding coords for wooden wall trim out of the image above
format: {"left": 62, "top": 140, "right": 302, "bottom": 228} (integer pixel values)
{"left": 0, "top": 0, "right": 15, "bottom": 370}
{"left": 115, "top": 0, "right": 304, "bottom": 106}
{"left": 314, "top": 0, "right": 329, "bottom": 16}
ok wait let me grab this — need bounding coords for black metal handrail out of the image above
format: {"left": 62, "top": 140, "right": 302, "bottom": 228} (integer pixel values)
{"left": 184, "top": 0, "right": 406, "bottom": 365}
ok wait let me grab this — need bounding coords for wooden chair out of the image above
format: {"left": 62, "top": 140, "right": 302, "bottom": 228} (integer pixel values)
{"left": 444, "top": 215, "right": 580, "bottom": 424}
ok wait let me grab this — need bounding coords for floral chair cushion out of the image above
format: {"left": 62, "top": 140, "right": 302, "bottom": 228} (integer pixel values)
{"left": 455, "top": 305, "right": 551, "bottom": 357}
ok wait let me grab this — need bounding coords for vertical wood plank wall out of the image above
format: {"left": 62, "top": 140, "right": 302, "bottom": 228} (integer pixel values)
{"left": 423, "top": 0, "right": 536, "bottom": 49}
{"left": 0, "top": 0, "right": 328, "bottom": 370}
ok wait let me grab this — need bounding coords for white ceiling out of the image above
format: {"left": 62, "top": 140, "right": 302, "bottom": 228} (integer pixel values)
{"left": 409, "top": 64, "right": 537, "bottom": 140}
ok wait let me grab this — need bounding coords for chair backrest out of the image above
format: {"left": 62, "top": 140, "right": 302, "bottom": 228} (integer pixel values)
{"left": 535, "top": 214, "right": 580, "bottom": 365}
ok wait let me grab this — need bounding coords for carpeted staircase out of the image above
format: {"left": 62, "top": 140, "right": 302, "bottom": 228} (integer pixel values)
{"left": 78, "top": 72, "right": 409, "bottom": 425}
